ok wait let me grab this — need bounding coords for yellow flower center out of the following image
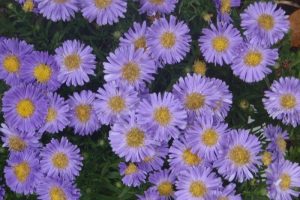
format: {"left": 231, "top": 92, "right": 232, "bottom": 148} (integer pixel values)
{"left": 134, "top": 37, "right": 147, "bottom": 49}
{"left": 46, "top": 108, "right": 57, "bottom": 122}
{"left": 23, "top": 0, "right": 34, "bottom": 12}
{"left": 50, "top": 186, "right": 67, "bottom": 200}
{"left": 52, "top": 152, "right": 69, "bottom": 169}
{"left": 126, "top": 128, "right": 145, "bottom": 148}
{"left": 94, "top": 0, "right": 112, "bottom": 9}
{"left": 75, "top": 104, "right": 91, "bottom": 123}
{"left": 279, "top": 173, "right": 291, "bottom": 191}
{"left": 212, "top": 36, "right": 229, "bottom": 52}
{"left": 280, "top": 94, "right": 297, "bottom": 109}
{"left": 150, "top": 0, "right": 164, "bottom": 5}
{"left": 125, "top": 163, "right": 137, "bottom": 175}
{"left": 16, "top": 99, "right": 35, "bottom": 118}
{"left": 189, "top": 181, "right": 207, "bottom": 197}
{"left": 182, "top": 149, "right": 201, "bottom": 166}
{"left": 122, "top": 62, "right": 140, "bottom": 83}
{"left": 3, "top": 55, "right": 20, "bottom": 73}
{"left": 13, "top": 162, "right": 31, "bottom": 182}
{"left": 9, "top": 136, "right": 27, "bottom": 152}
{"left": 201, "top": 129, "right": 219, "bottom": 147}
{"left": 64, "top": 54, "right": 81, "bottom": 71}
{"left": 154, "top": 107, "right": 171, "bottom": 126}
{"left": 193, "top": 60, "right": 207, "bottom": 76}
{"left": 276, "top": 136, "right": 286, "bottom": 153}
{"left": 262, "top": 151, "right": 272, "bottom": 166}
{"left": 258, "top": 14, "right": 274, "bottom": 31}
{"left": 33, "top": 64, "right": 52, "bottom": 83}
{"left": 185, "top": 93, "right": 205, "bottom": 110}
{"left": 229, "top": 145, "right": 251, "bottom": 166}
{"left": 158, "top": 181, "right": 173, "bottom": 196}
{"left": 221, "top": 0, "right": 231, "bottom": 13}
{"left": 108, "top": 96, "right": 125, "bottom": 113}
{"left": 244, "top": 51, "right": 262, "bottom": 67}
{"left": 160, "top": 32, "right": 176, "bottom": 49}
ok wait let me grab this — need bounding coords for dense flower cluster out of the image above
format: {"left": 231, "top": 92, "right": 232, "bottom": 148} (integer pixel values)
{"left": 1, "top": 0, "right": 299, "bottom": 200}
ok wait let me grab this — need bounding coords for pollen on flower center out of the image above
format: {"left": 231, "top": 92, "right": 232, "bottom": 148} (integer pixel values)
{"left": 276, "top": 136, "right": 286, "bottom": 152}
{"left": 126, "top": 127, "right": 145, "bottom": 148}
{"left": 212, "top": 36, "right": 229, "bottom": 52}
{"left": 134, "top": 37, "right": 147, "bottom": 49}
{"left": 279, "top": 173, "right": 291, "bottom": 191}
{"left": 13, "top": 162, "right": 30, "bottom": 182}
{"left": 244, "top": 51, "right": 262, "bottom": 67}
{"left": 201, "top": 129, "right": 219, "bottom": 147}
{"left": 122, "top": 62, "right": 140, "bottom": 83}
{"left": 182, "top": 149, "right": 201, "bottom": 166}
{"left": 185, "top": 92, "right": 205, "bottom": 110}
{"left": 33, "top": 64, "right": 52, "bottom": 83}
{"left": 154, "top": 107, "right": 172, "bottom": 126}
{"left": 94, "top": 0, "right": 112, "bottom": 9}
{"left": 125, "top": 163, "right": 137, "bottom": 175}
{"left": 3, "top": 55, "right": 20, "bottom": 73}
{"left": 9, "top": 136, "right": 27, "bottom": 152}
{"left": 108, "top": 96, "right": 125, "bottom": 113}
{"left": 64, "top": 54, "right": 81, "bottom": 71}
{"left": 75, "top": 104, "right": 91, "bottom": 122}
{"left": 50, "top": 186, "right": 67, "bottom": 200}
{"left": 262, "top": 151, "right": 272, "bottom": 166}
{"left": 221, "top": 0, "right": 231, "bottom": 13}
{"left": 258, "top": 14, "right": 274, "bottom": 31}
{"left": 150, "top": 0, "right": 164, "bottom": 5}
{"left": 160, "top": 32, "right": 176, "bottom": 49}
{"left": 52, "top": 152, "right": 69, "bottom": 169}
{"left": 189, "top": 181, "right": 207, "bottom": 197}
{"left": 280, "top": 94, "right": 296, "bottom": 109}
{"left": 229, "top": 145, "right": 251, "bottom": 166}
{"left": 16, "top": 99, "right": 35, "bottom": 118}
{"left": 158, "top": 181, "right": 173, "bottom": 196}
{"left": 46, "top": 108, "right": 58, "bottom": 122}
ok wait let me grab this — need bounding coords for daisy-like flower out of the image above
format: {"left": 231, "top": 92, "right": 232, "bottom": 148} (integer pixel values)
{"left": 137, "top": 188, "right": 160, "bottom": 200}
{"left": 4, "top": 150, "right": 40, "bottom": 195}
{"left": 119, "top": 162, "right": 147, "bottom": 187}
{"left": 147, "top": 15, "right": 191, "bottom": 64}
{"left": 262, "top": 151, "right": 273, "bottom": 167}
{"left": 81, "top": 0, "right": 127, "bottom": 26}
{"left": 149, "top": 169, "right": 176, "bottom": 199}
{"left": 2, "top": 84, "right": 48, "bottom": 133}
{"left": 95, "top": 82, "right": 138, "bottom": 125}
{"left": 21, "top": 51, "right": 61, "bottom": 91}
{"left": 231, "top": 42, "right": 278, "bottom": 83}
{"left": 0, "top": 123, "right": 41, "bottom": 153}
{"left": 214, "top": 129, "right": 262, "bottom": 182}
{"left": 40, "top": 137, "right": 83, "bottom": 180}
{"left": 36, "top": 176, "right": 80, "bottom": 200}
{"left": 192, "top": 60, "right": 207, "bottom": 76}
{"left": 36, "top": 0, "right": 79, "bottom": 22}
{"left": 263, "top": 77, "right": 300, "bottom": 127}
{"left": 199, "top": 22, "right": 242, "bottom": 66}
{"left": 0, "top": 38, "right": 33, "bottom": 86}
{"left": 104, "top": 45, "right": 156, "bottom": 88}
{"left": 55, "top": 40, "right": 96, "bottom": 86}
{"left": 241, "top": 2, "right": 289, "bottom": 46}
{"left": 18, "top": 0, "right": 38, "bottom": 13}
{"left": 264, "top": 125, "right": 289, "bottom": 160}
{"left": 266, "top": 160, "right": 300, "bottom": 200}
{"left": 214, "top": 0, "right": 241, "bottom": 22}
{"left": 137, "top": 92, "right": 187, "bottom": 142}
{"left": 139, "top": 0, "right": 178, "bottom": 15}
{"left": 175, "top": 166, "right": 222, "bottom": 200}
{"left": 68, "top": 90, "right": 100, "bottom": 136}
{"left": 120, "top": 21, "right": 148, "bottom": 50}
{"left": 186, "top": 115, "right": 228, "bottom": 161}
{"left": 109, "top": 113, "right": 158, "bottom": 162}
{"left": 40, "top": 93, "right": 70, "bottom": 134}
{"left": 207, "top": 183, "right": 242, "bottom": 200}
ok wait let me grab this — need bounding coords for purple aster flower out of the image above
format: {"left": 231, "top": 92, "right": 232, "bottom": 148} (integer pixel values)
{"left": 0, "top": 183, "right": 4, "bottom": 200}
{"left": 55, "top": 40, "right": 96, "bottom": 86}
{"left": 95, "top": 82, "right": 138, "bottom": 125}
{"left": 266, "top": 159, "right": 300, "bottom": 200}
{"left": 120, "top": 21, "right": 148, "bottom": 50}
{"left": 149, "top": 169, "right": 176, "bottom": 199}
{"left": 186, "top": 115, "right": 228, "bottom": 162}
{"left": 119, "top": 162, "right": 146, "bottom": 187}
{"left": 2, "top": 84, "right": 48, "bottom": 133}
{"left": 263, "top": 77, "right": 300, "bottom": 127}
{"left": 104, "top": 45, "right": 156, "bottom": 89}
{"left": 36, "top": 0, "right": 79, "bottom": 22}
{"left": 81, "top": 0, "right": 127, "bottom": 26}
{"left": 241, "top": 2, "right": 289, "bottom": 46}
{"left": 214, "top": 129, "right": 262, "bottom": 182}
{"left": 0, "top": 123, "right": 41, "bottom": 153}
{"left": 39, "top": 93, "right": 70, "bottom": 134}
{"left": 137, "top": 188, "right": 160, "bottom": 200}
{"left": 147, "top": 15, "right": 191, "bottom": 65}
{"left": 175, "top": 166, "right": 222, "bottom": 200}
{"left": 40, "top": 137, "right": 83, "bottom": 180}
{"left": 199, "top": 22, "right": 242, "bottom": 66}
{"left": 231, "top": 42, "right": 278, "bottom": 83}
{"left": 21, "top": 51, "right": 61, "bottom": 91}
{"left": 0, "top": 38, "right": 33, "bottom": 86}
{"left": 36, "top": 176, "right": 80, "bottom": 200}
{"left": 68, "top": 90, "right": 101, "bottom": 136}
{"left": 4, "top": 150, "right": 40, "bottom": 195}
{"left": 137, "top": 92, "right": 187, "bottom": 142}
{"left": 214, "top": 0, "right": 241, "bottom": 23}
{"left": 139, "top": 0, "right": 178, "bottom": 15}
{"left": 206, "top": 183, "right": 242, "bottom": 200}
